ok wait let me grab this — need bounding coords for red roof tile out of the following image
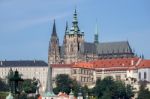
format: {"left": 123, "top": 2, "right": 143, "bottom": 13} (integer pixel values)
{"left": 138, "top": 60, "right": 150, "bottom": 68}
{"left": 50, "top": 58, "right": 150, "bottom": 71}
{"left": 92, "top": 58, "right": 139, "bottom": 68}
{"left": 72, "top": 62, "right": 93, "bottom": 69}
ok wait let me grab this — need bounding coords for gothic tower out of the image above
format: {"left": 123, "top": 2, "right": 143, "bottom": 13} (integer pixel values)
{"left": 48, "top": 20, "right": 60, "bottom": 64}
{"left": 63, "top": 9, "right": 84, "bottom": 64}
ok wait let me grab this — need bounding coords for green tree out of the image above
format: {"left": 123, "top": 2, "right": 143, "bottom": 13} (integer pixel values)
{"left": 0, "top": 78, "right": 9, "bottom": 91}
{"left": 94, "top": 76, "right": 115, "bottom": 98}
{"left": 138, "top": 81, "right": 150, "bottom": 99}
{"left": 54, "top": 74, "right": 73, "bottom": 94}
{"left": 113, "top": 81, "right": 126, "bottom": 99}
{"left": 93, "top": 76, "right": 134, "bottom": 99}
{"left": 125, "top": 84, "right": 134, "bottom": 99}
{"left": 71, "top": 79, "right": 81, "bottom": 97}
{"left": 53, "top": 74, "right": 82, "bottom": 97}
{"left": 101, "top": 88, "right": 112, "bottom": 99}
{"left": 82, "top": 85, "right": 89, "bottom": 99}
{"left": 22, "top": 79, "right": 37, "bottom": 93}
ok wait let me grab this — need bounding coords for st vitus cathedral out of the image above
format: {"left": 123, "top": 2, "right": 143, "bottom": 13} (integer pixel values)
{"left": 48, "top": 9, "right": 135, "bottom": 64}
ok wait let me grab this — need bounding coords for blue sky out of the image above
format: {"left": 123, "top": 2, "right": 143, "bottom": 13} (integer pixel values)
{"left": 0, "top": 0, "right": 150, "bottom": 61}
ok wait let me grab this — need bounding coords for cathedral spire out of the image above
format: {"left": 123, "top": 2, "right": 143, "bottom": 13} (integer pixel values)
{"left": 52, "top": 19, "right": 57, "bottom": 37}
{"left": 94, "top": 21, "right": 99, "bottom": 44}
{"left": 73, "top": 8, "right": 78, "bottom": 23}
{"left": 65, "top": 21, "right": 69, "bottom": 34}
{"left": 71, "top": 8, "right": 80, "bottom": 33}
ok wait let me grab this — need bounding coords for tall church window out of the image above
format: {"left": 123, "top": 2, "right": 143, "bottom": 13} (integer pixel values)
{"left": 70, "top": 44, "right": 74, "bottom": 52}
{"left": 144, "top": 72, "right": 147, "bottom": 80}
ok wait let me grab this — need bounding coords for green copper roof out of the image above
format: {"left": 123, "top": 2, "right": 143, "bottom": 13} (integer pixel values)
{"left": 43, "top": 91, "right": 55, "bottom": 97}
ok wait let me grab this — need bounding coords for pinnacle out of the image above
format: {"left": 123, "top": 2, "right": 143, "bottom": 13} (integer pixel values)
{"left": 52, "top": 19, "right": 57, "bottom": 37}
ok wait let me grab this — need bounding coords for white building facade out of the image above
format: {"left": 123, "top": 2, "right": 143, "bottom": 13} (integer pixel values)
{"left": 0, "top": 60, "right": 48, "bottom": 93}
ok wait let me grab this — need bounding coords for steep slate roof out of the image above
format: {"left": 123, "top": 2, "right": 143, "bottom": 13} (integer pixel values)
{"left": 0, "top": 60, "right": 48, "bottom": 67}
{"left": 97, "top": 41, "right": 132, "bottom": 54}
{"left": 84, "top": 42, "right": 96, "bottom": 54}
{"left": 81, "top": 41, "right": 133, "bottom": 55}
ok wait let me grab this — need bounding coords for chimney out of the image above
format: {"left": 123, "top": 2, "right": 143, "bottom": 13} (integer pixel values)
{"left": 131, "top": 60, "right": 134, "bottom": 66}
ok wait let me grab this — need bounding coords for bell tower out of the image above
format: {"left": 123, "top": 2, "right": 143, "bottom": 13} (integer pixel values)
{"left": 48, "top": 20, "right": 60, "bottom": 64}
{"left": 63, "top": 9, "right": 84, "bottom": 64}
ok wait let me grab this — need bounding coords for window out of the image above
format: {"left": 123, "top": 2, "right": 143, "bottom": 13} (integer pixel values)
{"left": 73, "top": 69, "right": 76, "bottom": 74}
{"left": 144, "top": 72, "right": 147, "bottom": 80}
{"left": 139, "top": 72, "right": 141, "bottom": 80}
{"left": 116, "top": 75, "right": 121, "bottom": 80}
{"left": 81, "top": 69, "right": 84, "bottom": 74}
{"left": 97, "top": 77, "right": 101, "bottom": 80}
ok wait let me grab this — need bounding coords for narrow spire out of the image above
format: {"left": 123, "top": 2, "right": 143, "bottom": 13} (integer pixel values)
{"left": 52, "top": 19, "right": 57, "bottom": 37}
{"left": 65, "top": 21, "right": 68, "bottom": 31}
{"left": 94, "top": 20, "right": 99, "bottom": 44}
{"left": 73, "top": 8, "right": 77, "bottom": 22}
{"left": 65, "top": 21, "right": 69, "bottom": 34}
{"left": 72, "top": 8, "right": 80, "bottom": 33}
{"left": 95, "top": 20, "right": 98, "bottom": 35}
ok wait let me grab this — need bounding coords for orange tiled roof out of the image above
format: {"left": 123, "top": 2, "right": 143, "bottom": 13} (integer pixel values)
{"left": 92, "top": 58, "right": 139, "bottom": 68}
{"left": 96, "top": 66, "right": 137, "bottom": 71}
{"left": 72, "top": 62, "right": 93, "bottom": 69}
{"left": 138, "top": 60, "right": 150, "bottom": 68}
{"left": 50, "top": 58, "right": 150, "bottom": 70}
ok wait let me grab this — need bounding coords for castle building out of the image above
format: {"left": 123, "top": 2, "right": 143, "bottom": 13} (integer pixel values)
{"left": 48, "top": 9, "right": 135, "bottom": 64}
{"left": 0, "top": 60, "right": 48, "bottom": 93}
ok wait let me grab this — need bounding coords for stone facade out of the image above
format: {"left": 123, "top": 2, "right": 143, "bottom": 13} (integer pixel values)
{"left": 48, "top": 20, "right": 60, "bottom": 64}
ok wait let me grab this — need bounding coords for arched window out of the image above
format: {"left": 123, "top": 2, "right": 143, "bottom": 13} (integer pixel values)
{"left": 144, "top": 72, "right": 147, "bottom": 80}
{"left": 139, "top": 72, "right": 141, "bottom": 80}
